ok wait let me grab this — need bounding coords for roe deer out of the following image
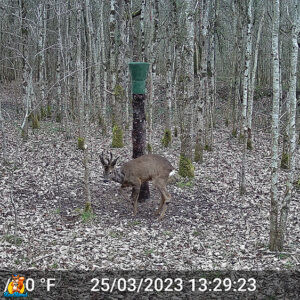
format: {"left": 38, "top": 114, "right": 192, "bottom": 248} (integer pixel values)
{"left": 100, "top": 152, "right": 175, "bottom": 220}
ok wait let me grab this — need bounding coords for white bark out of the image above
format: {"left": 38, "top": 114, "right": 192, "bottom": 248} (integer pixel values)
{"left": 247, "top": 7, "right": 265, "bottom": 147}
{"left": 140, "top": 0, "right": 146, "bottom": 61}
{"left": 84, "top": 0, "right": 93, "bottom": 120}
{"left": 165, "top": 20, "right": 172, "bottom": 136}
{"left": 241, "top": 0, "right": 253, "bottom": 133}
{"left": 0, "top": 92, "right": 7, "bottom": 161}
{"left": 76, "top": 1, "right": 84, "bottom": 137}
{"left": 124, "top": 0, "right": 132, "bottom": 127}
{"left": 269, "top": 0, "right": 280, "bottom": 251}
{"left": 37, "top": 3, "right": 46, "bottom": 107}
{"left": 231, "top": 0, "right": 242, "bottom": 136}
{"left": 109, "top": 0, "right": 116, "bottom": 93}
{"left": 239, "top": 0, "right": 253, "bottom": 195}
{"left": 100, "top": 1, "right": 107, "bottom": 125}
{"left": 56, "top": 0, "right": 62, "bottom": 122}
{"left": 93, "top": 25, "right": 101, "bottom": 119}
{"left": 20, "top": 0, "right": 31, "bottom": 139}
{"left": 65, "top": 0, "right": 72, "bottom": 118}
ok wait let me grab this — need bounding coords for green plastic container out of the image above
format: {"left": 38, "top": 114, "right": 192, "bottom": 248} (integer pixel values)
{"left": 129, "top": 62, "right": 150, "bottom": 94}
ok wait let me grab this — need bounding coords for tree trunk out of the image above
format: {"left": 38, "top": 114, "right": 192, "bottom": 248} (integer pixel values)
{"left": 247, "top": 7, "right": 265, "bottom": 150}
{"left": 232, "top": 0, "right": 242, "bottom": 137}
{"left": 277, "top": 0, "right": 299, "bottom": 251}
{"left": 112, "top": 0, "right": 125, "bottom": 148}
{"left": 20, "top": 0, "right": 31, "bottom": 141}
{"left": 56, "top": 0, "right": 62, "bottom": 124}
{"left": 269, "top": 0, "right": 280, "bottom": 251}
{"left": 132, "top": 94, "right": 150, "bottom": 201}
{"left": 140, "top": 0, "right": 146, "bottom": 61}
{"left": 37, "top": 3, "right": 46, "bottom": 115}
{"left": 239, "top": 0, "right": 253, "bottom": 195}
{"left": 195, "top": 0, "right": 210, "bottom": 163}
{"left": 84, "top": 0, "right": 93, "bottom": 121}
{"left": 148, "top": 0, "right": 159, "bottom": 149}
{"left": 100, "top": 0, "right": 107, "bottom": 133}
{"left": 76, "top": 1, "right": 84, "bottom": 139}
{"left": 162, "top": 28, "right": 172, "bottom": 148}
{"left": 178, "top": 0, "right": 194, "bottom": 178}
{"left": 109, "top": 0, "right": 117, "bottom": 125}
{"left": 0, "top": 92, "right": 7, "bottom": 162}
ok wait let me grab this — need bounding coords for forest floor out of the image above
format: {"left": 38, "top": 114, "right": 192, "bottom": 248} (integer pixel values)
{"left": 0, "top": 85, "right": 299, "bottom": 274}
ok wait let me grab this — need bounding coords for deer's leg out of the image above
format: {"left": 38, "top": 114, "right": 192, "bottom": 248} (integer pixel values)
{"left": 155, "top": 194, "right": 164, "bottom": 215}
{"left": 153, "top": 178, "right": 164, "bottom": 215}
{"left": 131, "top": 180, "right": 141, "bottom": 216}
{"left": 158, "top": 188, "right": 171, "bottom": 220}
{"left": 153, "top": 178, "right": 171, "bottom": 220}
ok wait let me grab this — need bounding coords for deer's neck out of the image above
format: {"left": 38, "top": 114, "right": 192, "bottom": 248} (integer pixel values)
{"left": 112, "top": 168, "right": 125, "bottom": 184}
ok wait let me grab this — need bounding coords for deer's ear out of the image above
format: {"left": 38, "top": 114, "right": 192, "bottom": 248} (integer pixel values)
{"left": 111, "top": 156, "right": 119, "bottom": 166}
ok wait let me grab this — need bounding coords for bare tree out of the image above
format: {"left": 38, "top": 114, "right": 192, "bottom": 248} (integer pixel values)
{"left": 148, "top": 0, "right": 159, "bottom": 150}
{"left": 20, "top": 0, "right": 31, "bottom": 140}
{"left": 247, "top": 4, "right": 265, "bottom": 150}
{"left": 195, "top": 0, "right": 210, "bottom": 163}
{"left": 239, "top": 0, "right": 253, "bottom": 195}
{"left": 269, "top": 0, "right": 280, "bottom": 251}
{"left": 276, "top": 0, "right": 300, "bottom": 251}
{"left": 100, "top": 0, "right": 108, "bottom": 132}
{"left": 0, "top": 89, "right": 7, "bottom": 162}
{"left": 76, "top": 1, "right": 84, "bottom": 141}
{"left": 178, "top": 0, "right": 195, "bottom": 178}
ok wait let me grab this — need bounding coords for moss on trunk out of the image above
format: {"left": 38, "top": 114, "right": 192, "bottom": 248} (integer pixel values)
{"left": 280, "top": 152, "right": 289, "bottom": 169}
{"left": 32, "top": 114, "right": 40, "bottom": 129}
{"left": 111, "top": 125, "right": 124, "bottom": 148}
{"left": 179, "top": 154, "right": 194, "bottom": 178}
{"left": 161, "top": 129, "right": 172, "bottom": 147}
{"left": 77, "top": 137, "right": 85, "bottom": 150}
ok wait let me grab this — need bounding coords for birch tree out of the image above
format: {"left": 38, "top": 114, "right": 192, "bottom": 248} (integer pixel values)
{"left": 83, "top": 0, "right": 93, "bottom": 120}
{"left": 55, "top": 0, "right": 63, "bottom": 124}
{"left": 37, "top": 3, "right": 46, "bottom": 117}
{"left": 140, "top": 0, "right": 146, "bottom": 61}
{"left": 76, "top": 1, "right": 84, "bottom": 143}
{"left": 109, "top": 0, "right": 117, "bottom": 125}
{"left": 239, "top": 0, "right": 253, "bottom": 195}
{"left": 230, "top": 0, "right": 243, "bottom": 138}
{"left": 100, "top": 0, "right": 108, "bottom": 133}
{"left": 247, "top": 5, "right": 265, "bottom": 150}
{"left": 0, "top": 91, "right": 7, "bottom": 162}
{"left": 269, "top": 0, "right": 280, "bottom": 251}
{"left": 20, "top": 0, "right": 32, "bottom": 140}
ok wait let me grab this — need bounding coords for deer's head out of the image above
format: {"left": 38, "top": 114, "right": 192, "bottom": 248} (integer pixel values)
{"left": 100, "top": 152, "right": 123, "bottom": 183}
